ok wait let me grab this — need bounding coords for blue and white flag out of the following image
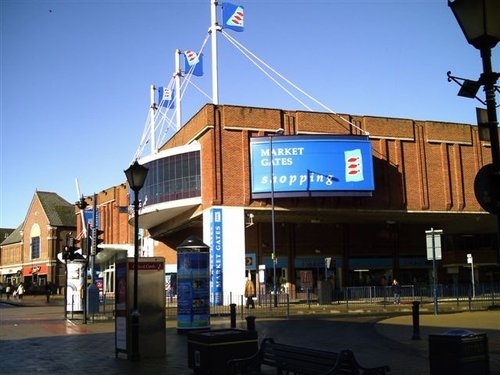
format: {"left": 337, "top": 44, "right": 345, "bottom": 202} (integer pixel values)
{"left": 222, "top": 3, "right": 244, "bottom": 32}
{"left": 184, "top": 51, "right": 203, "bottom": 77}
{"left": 157, "top": 87, "right": 174, "bottom": 108}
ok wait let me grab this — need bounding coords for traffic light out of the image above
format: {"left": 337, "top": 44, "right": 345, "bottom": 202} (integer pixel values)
{"left": 62, "top": 245, "right": 71, "bottom": 260}
{"left": 62, "top": 237, "right": 83, "bottom": 260}
{"left": 91, "top": 227, "right": 105, "bottom": 255}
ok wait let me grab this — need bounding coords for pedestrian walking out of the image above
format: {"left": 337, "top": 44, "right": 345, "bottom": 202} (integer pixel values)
{"left": 244, "top": 277, "right": 255, "bottom": 308}
{"left": 5, "top": 283, "right": 12, "bottom": 300}
{"left": 45, "top": 283, "right": 52, "bottom": 303}
{"left": 17, "top": 282, "right": 25, "bottom": 300}
{"left": 392, "top": 279, "right": 401, "bottom": 304}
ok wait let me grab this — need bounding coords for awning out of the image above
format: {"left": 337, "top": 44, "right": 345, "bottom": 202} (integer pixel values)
{"left": 23, "top": 265, "right": 48, "bottom": 276}
{"left": 0, "top": 267, "right": 22, "bottom": 275}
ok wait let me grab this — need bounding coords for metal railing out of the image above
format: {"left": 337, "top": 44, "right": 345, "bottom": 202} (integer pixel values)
{"left": 70, "top": 282, "right": 499, "bottom": 322}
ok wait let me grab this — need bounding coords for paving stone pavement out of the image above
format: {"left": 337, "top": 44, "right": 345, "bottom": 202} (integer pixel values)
{"left": 1, "top": 297, "right": 498, "bottom": 374}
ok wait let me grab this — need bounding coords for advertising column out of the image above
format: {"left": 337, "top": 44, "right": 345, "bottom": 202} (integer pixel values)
{"left": 177, "top": 236, "right": 210, "bottom": 333}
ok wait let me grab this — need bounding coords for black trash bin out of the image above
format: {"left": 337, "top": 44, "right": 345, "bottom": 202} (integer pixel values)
{"left": 428, "top": 329, "right": 489, "bottom": 375}
{"left": 318, "top": 281, "right": 332, "bottom": 305}
{"left": 187, "top": 328, "right": 258, "bottom": 374}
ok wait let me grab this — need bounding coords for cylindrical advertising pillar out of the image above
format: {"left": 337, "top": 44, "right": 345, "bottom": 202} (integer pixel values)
{"left": 177, "top": 235, "right": 210, "bottom": 333}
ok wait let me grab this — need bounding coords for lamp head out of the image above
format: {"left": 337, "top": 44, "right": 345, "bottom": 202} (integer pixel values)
{"left": 124, "top": 160, "right": 149, "bottom": 192}
{"left": 448, "top": 0, "right": 500, "bottom": 50}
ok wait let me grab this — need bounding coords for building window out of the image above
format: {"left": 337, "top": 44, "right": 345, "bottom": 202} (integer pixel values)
{"left": 139, "top": 150, "right": 201, "bottom": 205}
{"left": 31, "top": 236, "right": 41, "bottom": 259}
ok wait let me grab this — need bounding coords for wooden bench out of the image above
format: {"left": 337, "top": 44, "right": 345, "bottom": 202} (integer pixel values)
{"left": 227, "top": 338, "right": 390, "bottom": 375}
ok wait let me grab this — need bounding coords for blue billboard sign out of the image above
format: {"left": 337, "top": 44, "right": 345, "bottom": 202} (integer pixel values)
{"left": 250, "top": 135, "right": 374, "bottom": 197}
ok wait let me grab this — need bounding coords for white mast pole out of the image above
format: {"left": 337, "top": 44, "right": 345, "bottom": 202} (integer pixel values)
{"left": 75, "top": 178, "right": 87, "bottom": 237}
{"left": 210, "top": 0, "right": 219, "bottom": 105}
{"left": 175, "top": 49, "right": 182, "bottom": 130}
{"left": 150, "top": 84, "right": 157, "bottom": 154}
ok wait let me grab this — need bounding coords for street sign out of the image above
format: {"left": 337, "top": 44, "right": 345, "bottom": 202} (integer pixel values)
{"left": 426, "top": 229, "right": 443, "bottom": 260}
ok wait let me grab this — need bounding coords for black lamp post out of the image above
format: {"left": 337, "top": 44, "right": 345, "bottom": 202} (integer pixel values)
{"left": 124, "top": 160, "right": 149, "bottom": 361}
{"left": 449, "top": 0, "right": 500, "bottom": 263}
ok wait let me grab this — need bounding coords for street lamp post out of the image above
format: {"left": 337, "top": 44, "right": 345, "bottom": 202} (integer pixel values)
{"left": 124, "top": 160, "right": 149, "bottom": 361}
{"left": 270, "top": 128, "right": 284, "bottom": 307}
{"left": 449, "top": 0, "right": 500, "bottom": 262}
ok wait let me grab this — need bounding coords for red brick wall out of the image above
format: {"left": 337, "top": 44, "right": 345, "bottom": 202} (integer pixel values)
{"left": 181, "top": 104, "right": 492, "bottom": 213}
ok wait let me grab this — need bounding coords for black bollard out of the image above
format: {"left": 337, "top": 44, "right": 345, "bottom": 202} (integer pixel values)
{"left": 230, "top": 303, "right": 236, "bottom": 328}
{"left": 412, "top": 301, "right": 421, "bottom": 340}
{"left": 245, "top": 315, "right": 256, "bottom": 331}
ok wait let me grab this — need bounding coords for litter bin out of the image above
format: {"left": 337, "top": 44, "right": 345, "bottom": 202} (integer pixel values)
{"left": 187, "top": 328, "right": 258, "bottom": 374}
{"left": 318, "top": 280, "right": 332, "bottom": 305}
{"left": 429, "top": 329, "right": 489, "bottom": 375}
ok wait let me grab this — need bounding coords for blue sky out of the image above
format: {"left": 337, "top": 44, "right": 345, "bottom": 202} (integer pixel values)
{"left": 1, "top": 0, "right": 499, "bottom": 229}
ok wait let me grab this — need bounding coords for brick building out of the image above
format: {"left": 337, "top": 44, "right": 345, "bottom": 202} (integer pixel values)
{"left": 0, "top": 191, "right": 75, "bottom": 293}
{"left": 74, "top": 183, "right": 176, "bottom": 294}
{"left": 132, "top": 104, "right": 498, "bottom": 299}
{"left": 3, "top": 104, "right": 498, "bottom": 300}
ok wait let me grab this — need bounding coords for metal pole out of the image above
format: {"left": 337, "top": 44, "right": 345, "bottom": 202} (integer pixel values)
{"left": 271, "top": 135, "right": 278, "bottom": 307}
{"left": 149, "top": 84, "right": 157, "bottom": 154}
{"left": 91, "top": 194, "right": 97, "bottom": 284}
{"left": 210, "top": 0, "right": 219, "bottom": 105}
{"left": 432, "top": 228, "right": 438, "bottom": 315}
{"left": 131, "top": 189, "right": 140, "bottom": 361}
{"left": 175, "top": 50, "right": 182, "bottom": 130}
{"left": 471, "top": 257, "right": 476, "bottom": 299}
{"left": 480, "top": 47, "right": 500, "bottom": 265}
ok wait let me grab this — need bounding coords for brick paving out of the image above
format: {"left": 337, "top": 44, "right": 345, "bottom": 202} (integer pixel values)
{"left": 1, "top": 296, "right": 498, "bottom": 374}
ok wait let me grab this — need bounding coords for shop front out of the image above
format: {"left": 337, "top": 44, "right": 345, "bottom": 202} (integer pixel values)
{"left": 22, "top": 264, "right": 49, "bottom": 293}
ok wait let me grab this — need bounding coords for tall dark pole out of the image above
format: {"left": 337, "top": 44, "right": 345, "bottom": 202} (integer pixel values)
{"left": 125, "top": 159, "right": 148, "bottom": 362}
{"left": 131, "top": 188, "right": 140, "bottom": 361}
{"left": 448, "top": 0, "right": 500, "bottom": 264}
{"left": 481, "top": 47, "right": 500, "bottom": 263}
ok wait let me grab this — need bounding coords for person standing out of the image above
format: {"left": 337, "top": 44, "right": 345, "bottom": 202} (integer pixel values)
{"left": 392, "top": 279, "right": 401, "bottom": 304}
{"left": 244, "top": 277, "right": 255, "bottom": 308}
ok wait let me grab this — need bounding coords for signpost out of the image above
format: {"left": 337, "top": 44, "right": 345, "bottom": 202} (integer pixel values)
{"left": 426, "top": 228, "right": 443, "bottom": 315}
{"left": 467, "top": 253, "right": 475, "bottom": 299}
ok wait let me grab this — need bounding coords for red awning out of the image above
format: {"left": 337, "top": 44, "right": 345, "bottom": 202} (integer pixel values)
{"left": 22, "top": 265, "right": 48, "bottom": 276}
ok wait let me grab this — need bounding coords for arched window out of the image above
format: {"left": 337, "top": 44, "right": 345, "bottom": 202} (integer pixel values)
{"left": 30, "top": 224, "right": 41, "bottom": 259}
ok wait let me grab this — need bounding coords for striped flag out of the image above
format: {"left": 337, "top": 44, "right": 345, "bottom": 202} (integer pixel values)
{"left": 184, "top": 51, "right": 203, "bottom": 77}
{"left": 158, "top": 87, "right": 174, "bottom": 108}
{"left": 222, "top": 3, "right": 244, "bottom": 32}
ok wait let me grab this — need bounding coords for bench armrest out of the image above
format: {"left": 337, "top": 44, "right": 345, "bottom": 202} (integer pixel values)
{"left": 226, "top": 338, "right": 275, "bottom": 375}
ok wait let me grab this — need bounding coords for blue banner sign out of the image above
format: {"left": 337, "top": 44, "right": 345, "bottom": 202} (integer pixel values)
{"left": 84, "top": 209, "right": 101, "bottom": 229}
{"left": 250, "top": 135, "right": 374, "bottom": 197}
{"left": 210, "top": 208, "right": 223, "bottom": 305}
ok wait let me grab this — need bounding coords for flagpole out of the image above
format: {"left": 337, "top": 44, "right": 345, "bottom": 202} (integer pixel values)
{"left": 210, "top": 0, "right": 219, "bottom": 105}
{"left": 149, "top": 84, "right": 157, "bottom": 154}
{"left": 175, "top": 49, "right": 182, "bottom": 130}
